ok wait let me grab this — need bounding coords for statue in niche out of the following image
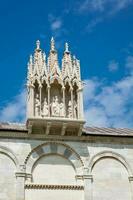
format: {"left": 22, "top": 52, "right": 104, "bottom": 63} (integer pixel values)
{"left": 35, "top": 94, "right": 40, "bottom": 117}
{"left": 60, "top": 101, "right": 65, "bottom": 117}
{"left": 68, "top": 100, "right": 73, "bottom": 118}
{"left": 51, "top": 96, "right": 60, "bottom": 116}
{"left": 73, "top": 100, "right": 78, "bottom": 118}
{"left": 42, "top": 98, "right": 48, "bottom": 116}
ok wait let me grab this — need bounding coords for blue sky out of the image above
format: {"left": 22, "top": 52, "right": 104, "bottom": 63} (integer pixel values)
{"left": 0, "top": 0, "right": 133, "bottom": 127}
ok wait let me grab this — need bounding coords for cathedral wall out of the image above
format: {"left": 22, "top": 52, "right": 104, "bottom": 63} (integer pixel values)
{"left": 0, "top": 134, "right": 133, "bottom": 200}
{"left": 25, "top": 189, "right": 84, "bottom": 200}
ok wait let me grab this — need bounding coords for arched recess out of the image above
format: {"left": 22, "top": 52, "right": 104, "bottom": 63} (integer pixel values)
{"left": 0, "top": 146, "right": 19, "bottom": 200}
{"left": 89, "top": 151, "right": 133, "bottom": 176}
{"left": 0, "top": 146, "right": 19, "bottom": 168}
{"left": 25, "top": 143, "right": 84, "bottom": 200}
{"left": 25, "top": 142, "right": 84, "bottom": 177}
{"left": 89, "top": 151, "right": 133, "bottom": 200}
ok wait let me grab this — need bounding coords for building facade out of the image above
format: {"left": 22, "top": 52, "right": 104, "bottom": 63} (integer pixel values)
{"left": 0, "top": 39, "right": 133, "bottom": 200}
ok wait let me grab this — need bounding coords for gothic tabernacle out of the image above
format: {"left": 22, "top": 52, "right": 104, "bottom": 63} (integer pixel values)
{"left": 27, "top": 38, "right": 85, "bottom": 136}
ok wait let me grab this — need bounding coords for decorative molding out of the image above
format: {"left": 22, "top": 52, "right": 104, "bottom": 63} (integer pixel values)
{"left": 83, "top": 174, "right": 93, "bottom": 180}
{"left": 16, "top": 172, "right": 26, "bottom": 178}
{"left": 25, "top": 183, "right": 84, "bottom": 190}
{"left": 129, "top": 176, "right": 133, "bottom": 182}
{"left": 76, "top": 175, "right": 93, "bottom": 180}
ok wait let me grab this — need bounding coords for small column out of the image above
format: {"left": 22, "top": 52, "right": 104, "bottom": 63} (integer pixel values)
{"left": 27, "top": 85, "right": 34, "bottom": 118}
{"left": 62, "top": 86, "right": 65, "bottom": 117}
{"left": 129, "top": 176, "right": 133, "bottom": 200}
{"left": 83, "top": 168, "right": 93, "bottom": 200}
{"left": 16, "top": 165, "right": 26, "bottom": 200}
{"left": 39, "top": 85, "right": 42, "bottom": 116}
{"left": 77, "top": 88, "right": 84, "bottom": 119}
{"left": 47, "top": 85, "right": 50, "bottom": 117}
{"left": 31, "top": 85, "right": 35, "bottom": 117}
{"left": 70, "top": 87, "right": 74, "bottom": 118}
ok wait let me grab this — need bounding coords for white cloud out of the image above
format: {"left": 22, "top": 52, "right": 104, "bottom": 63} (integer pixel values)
{"left": 84, "top": 64, "right": 133, "bottom": 127}
{"left": 78, "top": 0, "right": 106, "bottom": 13}
{"left": 77, "top": 0, "right": 133, "bottom": 31}
{"left": 126, "top": 56, "right": 133, "bottom": 73}
{"left": 78, "top": 0, "right": 133, "bottom": 13}
{"left": 108, "top": 60, "right": 119, "bottom": 72}
{"left": 86, "top": 17, "right": 103, "bottom": 32}
{"left": 47, "top": 13, "right": 67, "bottom": 48}
{"left": 0, "top": 88, "right": 26, "bottom": 123}
{"left": 51, "top": 19, "right": 62, "bottom": 31}
{"left": 48, "top": 14, "right": 62, "bottom": 32}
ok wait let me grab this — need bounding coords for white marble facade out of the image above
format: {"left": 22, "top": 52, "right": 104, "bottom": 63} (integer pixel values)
{"left": 27, "top": 38, "right": 84, "bottom": 120}
{"left": 0, "top": 134, "right": 133, "bottom": 200}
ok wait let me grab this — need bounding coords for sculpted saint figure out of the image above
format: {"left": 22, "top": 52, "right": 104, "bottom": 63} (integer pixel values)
{"left": 73, "top": 100, "right": 78, "bottom": 118}
{"left": 51, "top": 96, "right": 60, "bottom": 116}
{"left": 35, "top": 94, "right": 40, "bottom": 117}
{"left": 68, "top": 100, "right": 73, "bottom": 118}
{"left": 60, "top": 102, "right": 65, "bottom": 117}
{"left": 42, "top": 98, "right": 48, "bottom": 116}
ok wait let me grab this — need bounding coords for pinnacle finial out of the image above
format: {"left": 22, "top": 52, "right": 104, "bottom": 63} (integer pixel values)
{"left": 43, "top": 52, "right": 46, "bottom": 60}
{"left": 73, "top": 55, "right": 76, "bottom": 60}
{"left": 36, "top": 40, "right": 40, "bottom": 50}
{"left": 65, "top": 42, "right": 69, "bottom": 52}
{"left": 30, "top": 55, "right": 33, "bottom": 63}
{"left": 51, "top": 37, "right": 55, "bottom": 51}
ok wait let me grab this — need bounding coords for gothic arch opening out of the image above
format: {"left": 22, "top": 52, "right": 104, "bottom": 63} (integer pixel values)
{"left": 92, "top": 157, "right": 131, "bottom": 200}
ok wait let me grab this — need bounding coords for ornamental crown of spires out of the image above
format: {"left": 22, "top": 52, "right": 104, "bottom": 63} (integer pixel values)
{"left": 27, "top": 37, "right": 81, "bottom": 87}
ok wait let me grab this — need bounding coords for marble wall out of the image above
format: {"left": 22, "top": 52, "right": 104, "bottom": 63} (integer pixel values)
{"left": 0, "top": 135, "right": 133, "bottom": 200}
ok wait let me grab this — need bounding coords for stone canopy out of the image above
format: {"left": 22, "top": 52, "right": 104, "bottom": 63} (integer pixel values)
{"left": 27, "top": 38, "right": 85, "bottom": 136}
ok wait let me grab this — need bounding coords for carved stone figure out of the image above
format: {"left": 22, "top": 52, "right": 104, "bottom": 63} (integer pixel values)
{"left": 51, "top": 96, "right": 60, "bottom": 117}
{"left": 42, "top": 98, "right": 48, "bottom": 116}
{"left": 35, "top": 94, "right": 40, "bottom": 117}
{"left": 68, "top": 100, "right": 73, "bottom": 118}
{"left": 74, "top": 100, "right": 78, "bottom": 118}
{"left": 60, "top": 102, "right": 65, "bottom": 117}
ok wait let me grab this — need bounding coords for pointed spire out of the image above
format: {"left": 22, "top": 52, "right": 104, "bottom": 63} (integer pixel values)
{"left": 65, "top": 42, "right": 69, "bottom": 53}
{"left": 51, "top": 37, "right": 55, "bottom": 51}
{"left": 27, "top": 54, "right": 33, "bottom": 82}
{"left": 36, "top": 40, "right": 40, "bottom": 50}
{"left": 62, "top": 42, "right": 73, "bottom": 81}
{"left": 29, "top": 55, "right": 33, "bottom": 64}
{"left": 43, "top": 52, "right": 46, "bottom": 60}
{"left": 73, "top": 55, "right": 76, "bottom": 60}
